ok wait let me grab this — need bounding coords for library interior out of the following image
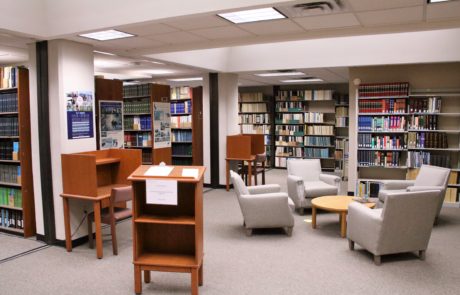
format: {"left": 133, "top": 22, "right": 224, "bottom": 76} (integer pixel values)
{"left": 2, "top": 1, "right": 460, "bottom": 294}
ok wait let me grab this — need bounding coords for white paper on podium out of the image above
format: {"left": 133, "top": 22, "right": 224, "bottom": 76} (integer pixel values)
{"left": 182, "top": 168, "right": 199, "bottom": 179}
{"left": 146, "top": 179, "right": 178, "bottom": 205}
{"left": 144, "top": 165, "right": 174, "bottom": 177}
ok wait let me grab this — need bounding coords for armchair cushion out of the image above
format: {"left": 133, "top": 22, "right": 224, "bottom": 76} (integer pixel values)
{"left": 287, "top": 159, "right": 321, "bottom": 181}
{"left": 305, "top": 181, "right": 338, "bottom": 198}
{"left": 319, "top": 173, "right": 341, "bottom": 186}
{"left": 381, "top": 180, "right": 415, "bottom": 190}
{"left": 247, "top": 184, "right": 281, "bottom": 195}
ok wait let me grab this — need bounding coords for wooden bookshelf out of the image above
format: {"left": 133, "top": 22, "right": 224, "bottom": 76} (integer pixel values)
{"left": 128, "top": 165, "right": 205, "bottom": 294}
{"left": 335, "top": 94, "right": 349, "bottom": 179}
{"left": 0, "top": 67, "right": 35, "bottom": 237}
{"left": 170, "top": 86, "right": 203, "bottom": 166}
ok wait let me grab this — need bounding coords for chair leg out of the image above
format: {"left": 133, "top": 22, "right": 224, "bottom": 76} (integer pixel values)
{"left": 297, "top": 207, "right": 306, "bottom": 215}
{"left": 254, "top": 170, "right": 258, "bottom": 186}
{"left": 110, "top": 219, "right": 118, "bottom": 255}
{"left": 262, "top": 163, "right": 266, "bottom": 185}
{"left": 348, "top": 239, "right": 354, "bottom": 251}
{"left": 419, "top": 250, "right": 426, "bottom": 261}
{"left": 245, "top": 229, "right": 253, "bottom": 236}
{"left": 87, "top": 217, "right": 94, "bottom": 249}
{"left": 373, "top": 255, "right": 381, "bottom": 266}
{"left": 285, "top": 227, "right": 293, "bottom": 237}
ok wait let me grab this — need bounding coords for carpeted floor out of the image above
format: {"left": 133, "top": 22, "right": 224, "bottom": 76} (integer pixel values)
{"left": 1, "top": 169, "right": 460, "bottom": 294}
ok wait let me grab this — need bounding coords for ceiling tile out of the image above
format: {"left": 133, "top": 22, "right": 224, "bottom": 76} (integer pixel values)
{"left": 238, "top": 19, "right": 305, "bottom": 36}
{"left": 119, "top": 23, "right": 179, "bottom": 36}
{"left": 191, "top": 26, "right": 254, "bottom": 40}
{"left": 101, "top": 37, "right": 165, "bottom": 50}
{"left": 347, "top": 0, "right": 423, "bottom": 12}
{"left": 146, "top": 31, "right": 207, "bottom": 44}
{"left": 427, "top": 1, "right": 460, "bottom": 21}
{"left": 293, "top": 13, "right": 360, "bottom": 30}
{"left": 357, "top": 6, "right": 423, "bottom": 26}
{"left": 164, "top": 15, "right": 230, "bottom": 30}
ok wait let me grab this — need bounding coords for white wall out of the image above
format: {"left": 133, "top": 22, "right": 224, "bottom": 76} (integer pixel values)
{"left": 48, "top": 40, "right": 96, "bottom": 240}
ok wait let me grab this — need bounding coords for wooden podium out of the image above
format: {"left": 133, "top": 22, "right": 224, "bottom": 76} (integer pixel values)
{"left": 226, "top": 134, "right": 265, "bottom": 191}
{"left": 128, "top": 165, "right": 206, "bottom": 295}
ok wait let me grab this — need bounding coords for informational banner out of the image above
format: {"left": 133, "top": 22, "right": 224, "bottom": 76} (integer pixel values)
{"left": 99, "top": 100, "right": 124, "bottom": 149}
{"left": 66, "top": 90, "right": 94, "bottom": 139}
{"left": 153, "top": 102, "right": 171, "bottom": 149}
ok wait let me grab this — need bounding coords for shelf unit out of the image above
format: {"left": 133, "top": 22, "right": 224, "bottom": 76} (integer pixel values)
{"left": 238, "top": 92, "right": 273, "bottom": 167}
{"left": 335, "top": 94, "right": 349, "bottom": 179}
{"left": 171, "top": 86, "right": 203, "bottom": 166}
{"left": 128, "top": 165, "right": 205, "bottom": 295}
{"left": 356, "top": 82, "right": 460, "bottom": 205}
{"left": 0, "top": 67, "right": 35, "bottom": 237}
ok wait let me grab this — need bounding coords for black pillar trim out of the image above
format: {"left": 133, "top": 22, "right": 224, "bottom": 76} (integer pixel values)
{"left": 36, "top": 41, "right": 56, "bottom": 244}
{"left": 209, "top": 73, "right": 220, "bottom": 188}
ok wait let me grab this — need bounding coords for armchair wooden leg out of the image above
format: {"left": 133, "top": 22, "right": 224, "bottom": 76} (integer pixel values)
{"left": 245, "top": 229, "right": 253, "bottom": 236}
{"left": 110, "top": 219, "right": 118, "bottom": 256}
{"left": 348, "top": 239, "right": 354, "bottom": 251}
{"left": 419, "top": 250, "right": 426, "bottom": 261}
{"left": 285, "top": 227, "right": 293, "bottom": 237}
{"left": 87, "top": 217, "right": 94, "bottom": 249}
{"left": 373, "top": 255, "right": 381, "bottom": 266}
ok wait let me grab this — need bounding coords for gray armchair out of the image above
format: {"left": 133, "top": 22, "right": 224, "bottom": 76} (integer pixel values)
{"left": 347, "top": 190, "right": 440, "bottom": 265}
{"left": 378, "top": 165, "right": 450, "bottom": 219}
{"left": 286, "top": 159, "right": 340, "bottom": 214}
{"left": 230, "top": 170, "right": 294, "bottom": 236}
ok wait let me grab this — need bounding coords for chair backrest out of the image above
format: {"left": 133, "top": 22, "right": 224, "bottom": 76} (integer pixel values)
{"left": 414, "top": 165, "right": 450, "bottom": 188}
{"left": 379, "top": 190, "right": 439, "bottom": 253}
{"left": 111, "top": 186, "right": 133, "bottom": 204}
{"left": 230, "top": 170, "right": 249, "bottom": 197}
{"left": 287, "top": 159, "right": 321, "bottom": 181}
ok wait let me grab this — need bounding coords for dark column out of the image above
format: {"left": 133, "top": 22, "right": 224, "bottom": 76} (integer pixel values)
{"left": 209, "top": 73, "right": 220, "bottom": 187}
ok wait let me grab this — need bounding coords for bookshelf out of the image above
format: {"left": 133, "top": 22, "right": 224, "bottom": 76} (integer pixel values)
{"left": 356, "top": 82, "right": 460, "bottom": 205}
{"left": 0, "top": 67, "right": 35, "bottom": 237}
{"left": 238, "top": 92, "right": 273, "bottom": 167}
{"left": 128, "top": 165, "right": 205, "bottom": 294}
{"left": 123, "top": 84, "right": 172, "bottom": 165}
{"left": 335, "top": 94, "right": 349, "bottom": 179}
{"left": 171, "top": 86, "right": 203, "bottom": 166}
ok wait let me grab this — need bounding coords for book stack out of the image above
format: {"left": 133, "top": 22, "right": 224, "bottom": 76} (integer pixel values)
{"left": 240, "top": 92, "right": 264, "bottom": 102}
{"left": 124, "top": 98, "right": 150, "bottom": 114}
{"left": 172, "top": 130, "right": 192, "bottom": 142}
{"left": 336, "top": 117, "right": 348, "bottom": 127}
{"left": 358, "top": 151, "right": 402, "bottom": 167}
{"left": 408, "top": 97, "right": 441, "bottom": 113}
{"left": 239, "top": 114, "right": 269, "bottom": 124}
{"left": 358, "top": 116, "right": 406, "bottom": 131}
{"left": 171, "top": 101, "right": 192, "bottom": 114}
{"left": 0, "top": 117, "right": 19, "bottom": 136}
{"left": 275, "top": 147, "right": 303, "bottom": 157}
{"left": 172, "top": 145, "right": 192, "bottom": 156}
{"left": 0, "top": 209, "right": 23, "bottom": 230}
{"left": 124, "top": 133, "right": 152, "bottom": 147}
{"left": 305, "top": 125, "right": 334, "bottom": 135}
{"left": 124, "top": 115, "right": 151, "bottom": 130}
{"left": 276, "top": 101, "right": 304, "bottom": 112}
{"left": 407, "top": 151, "right": 450, "bottom": 168}
{"left": 0, "top": 187, "right": 22, "bottom": 208}
{"left": 276, "top": 113, "right": 304, "bottom": 124}
{"left": 275, "top": 135, "right": 303, "bottom": 147}
{"left": 305, "top": 136, "right": 332, "bottom": 146}
{"left": 305, "top": 148, "right": 330, "bottom": 158}
{"left": 276, "top": 90, "right": 307, "bottom": 101}
{"left": 171, "top": 115, "right": 192, "bottom": 128}
{"left": 0, "top": 92, "right": 18, "bottom": 113}
{"left": 358, "top": 99, "right": 406, "bottom": 113}
{"left": 304, "top": 112, "right": 324, "bottom": 123}
{"left": 275, "top": 125, "right": 303, "bottom": 136}
{"left": 0, "top": 164, "right": 21, "bottom": 184}
{"left": 123, "top": 84, "right": 150, "bottom": 97}
{"left": 0, "top": 141, "right": 19, "bottom": 160}
{"left": 408, "top": 115, "right": 438, "bottom": 130}
{"left": 445, "top": 171, "right": 459, "bottom": 203}
{"left": 171, "top": 86, "right": 192, "bottom": 100}
{"left": 0, "top": 67, "right": 17, "bottom": 89}
{"left": 407, "top": 132, "right": 448, "bottom": 149}
{"left": 358, "top": 82, "right": 409, "bottom": 97}
{"left": 240, "top": 103, "right": 266, "bottom": 113}
{"left": 142, "top": 150, "right": 152, "bottom": 164}
{"left": 356, "top": 181, "right": 382, "bottom": 198}
{"left": 241, "top": 124, "right": 270, "bottom": 134}
{"left": 358, "top": 134, "right": 406, "bottom": 149}
{"left": 309, "top": 90, "right": 333, "bottom": 101}
{"left": 336, "top": 106, "right": 348, "bottom": 116}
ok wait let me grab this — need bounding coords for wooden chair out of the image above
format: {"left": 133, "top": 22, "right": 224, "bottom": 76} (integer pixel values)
{"left": 239, "top": 154, "right": 267, "bottom": 186}
{"left": 87, "top": 186, "right": 133, "bottom": 255}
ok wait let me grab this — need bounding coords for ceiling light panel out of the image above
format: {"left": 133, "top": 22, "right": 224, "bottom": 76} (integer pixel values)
{"left": 218, "top": 7, "right": 286, "bottom": 24}
{"left": 79, "top": 29, "right": 135, "bottom": 41}
{"left": 281, "top": 78, "right": 323, "bottom": 83}
{"left": 168, "top": 77, "right": 203, "bottom": 82}
{"left": 148, "top": 69, "right": 174, "bottom": 75}
{"left": 428, "top": 0, "right": 450, "bottom": 3}
{"left": 255, "top": 71, "right": 305, "bottom": 77}
{"left": 93, "top": 50, "right": 116, "bottom": 56}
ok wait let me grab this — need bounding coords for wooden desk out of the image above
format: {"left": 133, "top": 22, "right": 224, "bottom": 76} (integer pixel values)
{"left": 226, "top": 156, "right": 255, "bottom": 191}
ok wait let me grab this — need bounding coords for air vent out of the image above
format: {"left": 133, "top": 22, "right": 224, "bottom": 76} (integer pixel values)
{"left": 277, "top": 0, "right": 345, "bottom": 18}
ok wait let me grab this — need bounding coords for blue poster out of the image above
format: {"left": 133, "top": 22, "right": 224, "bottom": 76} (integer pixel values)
{"left": 66, "top": 91, "right": 94, "bottom": 139}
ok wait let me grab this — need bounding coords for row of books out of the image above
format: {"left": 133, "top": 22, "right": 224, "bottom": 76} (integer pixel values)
{"left": 275, "top": 156, "right": 291, "bottom": 168}
{"left": 0, "top": 117, "right": 19, "bottom": 136}
{"left": 172, "top": 130, "right": 192, "bottom": 142}
{"left": 276, "top": 101, "right": 304, "bottom": 112}
{"left": 0, "top": 209, "right": 23, "bottom": 229}
{"left": 171, "top": 115, "right": 192, "bottom": 129}
{"left": 304, "top": 112, "right": 325, "bottom": 123}
{"left": 358, "top": 151, "right": 402, "bottom": 167}
{"left": 336, "top": 106, "right": 348, "bottom": 116}
{"left": 358, "top": 82, "right": 409, "bottom": 98}
{"left": 275, "top": 125, "right": 303, "bottom": 136}
{"left": 124, "top": 133, "right": 152, "bottom": 147}
{"left": 408, "top": 97, "right": 441, "bottom": 113}
{"left": 407, "top": 132, "right": 448, "bottom": 149}
{"left": 172, "top": 145, "right": 192, "bottom": 156}
{"left": 240, "top": 103, "right": 267, "bottom": 113}
{"left": 239, "top": 92, "right": 264, "bottom": 102}
{"left": 0, "top": 164, "right": 21, "bottom": 184}
{"left": 173, "top": 158, "right": 193, "bottom": 165}
{"left": 336, "top": 138, "right": 346, "bottom": 149}
{"left": 124, "top": 99, "right": 150, "bottom": 114}
{"left": 358, "top": 116, "right": 406, "bottom": 131}
{"left": 358, "top": 134, "right": 406, "bottom": 149}
{"left": 0, "top": 141, "right": 19, "bottom": 160}
{"left": 0, "top": 92, "right": 18, "bottom": 113}
{"left": 239, "top": 114, "right": 270, "bottom": 124}
{"left": 0, "top": 67, "right": 17, "bottom": 89}
{"left": 358, "top": 99, "right": 406, "bottom": 113}
{"left": 275, "top": 147, "right": 303, "bottom": 157}
{"left": 305, "top": 136, "right": 332, "bottom": 146}
{"left": 171, "top": 101, "right": 192, "bottom": 114}
{"left": 0, "top": 187, "right": 22, "bottom": 208}
{"left": 124, "top": 116, "right": 151, "bottom": 130}
{"left": 335, "top": 117, "right": 348, "bottom": 127}
{"left": 275, "top": 113, "right": 303, "bottom": 124}
{"left": 171, "top": 87, "right": 192, "bottom": 100}
{"left": 445, "top": 187, "right": 458, "bottom": 203}
{"left": 142, "top": 150, "right": 152, "bottom": 164}
{"left": 265, "top": 136, "right": 271, "bottom": 145}
{"left": 305, "top": 125, "right": 334, "bottom": 135}
{"left": 275, "top": 136, "right": 303, "bottom": 147}
{"left": 240, "top": 124, "right": 270, "bottom": 135}
{"left": 356, "top": 180, "right": 382, "bottom": 198}
{"left": 305, "top": 148, "right": 330, "bottom": 158}
{"left": 408, "top": 115, "right": 438, "bottom": 130}
{"left": 123, "top": 84, "right": 150, "bottom": 97}
{"left": 407, "top": 151, "right": 450, "bottom": 168}
{"left": 276, "top": 90, "right": 333, "bottom": 101}
{"left": 335, "top": 150, "right": 343, "bottom": 161}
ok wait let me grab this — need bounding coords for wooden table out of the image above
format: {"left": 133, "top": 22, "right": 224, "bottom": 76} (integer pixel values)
{"left": 225, "top": 156, "right": 255, "bottom": 191}
{"left": 60, "top": 183, "right": 127, "bottom": 259}
{"left": 311, "top": 196, "right": 375, "bottom": 238}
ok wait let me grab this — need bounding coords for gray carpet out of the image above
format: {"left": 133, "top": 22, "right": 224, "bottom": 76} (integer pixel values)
{"left": 1, "top": 169, "right": 460, "bottom": 294}
{"left": 0, "top": 234, "right": 46, "bottom": 261}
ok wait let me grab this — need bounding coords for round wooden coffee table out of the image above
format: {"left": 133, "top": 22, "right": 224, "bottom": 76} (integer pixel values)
{"left": 311, "top": 196, "right": 375, "bottom": 238}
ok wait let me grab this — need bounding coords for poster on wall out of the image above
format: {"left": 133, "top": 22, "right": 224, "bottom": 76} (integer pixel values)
{"left": 99, "top": 100, "right": 124, "bottom": 149}
{"left": 66, "top": 90, "right": 94, "bottom": 139}
{"left": 153, "top": 102, "right": 171, "bottom": 149}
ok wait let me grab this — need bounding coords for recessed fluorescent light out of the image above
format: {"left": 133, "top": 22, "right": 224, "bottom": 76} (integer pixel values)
{"left": 141, "top": 59, "right": 166, "bottom": 65}
{"left": 255, "top": 71, "right": 305, "bottom": 77}
{"left": 281, "top": 78, "right": 324, "bottom": 83}
{"left": 79, "top": 29, "right": 135, "bottom": 41}
{"left": 218, "top": 7, "right": 286, "bottom": 24}
{"left": 427, "top": 0, "right": 450, "bottom": 3}
{"left": 168, "top": 77, "right": 203, "bottom": 82}
{"left": 93, "top": 50, "right": 116, "bottom": 56}
{"left": 148, "top": 69, "right": 174, "bottom": 75}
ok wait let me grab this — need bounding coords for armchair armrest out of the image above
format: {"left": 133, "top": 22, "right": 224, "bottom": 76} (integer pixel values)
{"left": 287, "top": 175, "right": 304, "bottom": 209}
{"left": 319, "top": 173, "right": 341, "bottom": 187}
{"left": 347, "top": 202, "right": 383, "bottom": 253}
{"left": 247, "top": 184, "right": 281, "bottom": 195}
{"left": 239, "top": 193, "right": 294, "bottom": 228}
{"left": 406, "top": 185, "right": 442, "bottom": 192}
{"left": 381, "top": 180, "right": 415, "bottom": 190}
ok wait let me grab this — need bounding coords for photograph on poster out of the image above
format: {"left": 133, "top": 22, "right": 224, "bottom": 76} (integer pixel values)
{"left": 99, "top": 100, "right": 124, "bottom": 149}
{"left": 153, "top": 102, "right": 171, "bottom": 149}
{"left": 66, "top": 91, "right": 94, "bottom": 139}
